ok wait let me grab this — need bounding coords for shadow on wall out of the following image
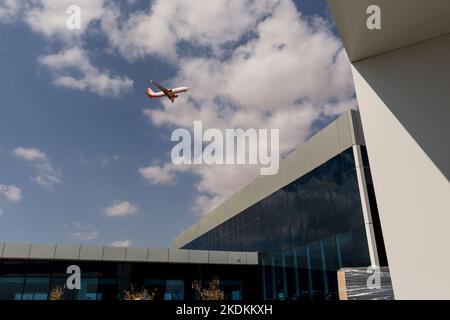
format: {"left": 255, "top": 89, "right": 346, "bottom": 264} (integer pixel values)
{"left": 353, "top": 34, "right": 450, "bottom": 182}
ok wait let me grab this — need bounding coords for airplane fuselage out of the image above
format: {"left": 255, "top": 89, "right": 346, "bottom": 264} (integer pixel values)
{"left": 146, "top": 83, "right": 189, "bottom": 103}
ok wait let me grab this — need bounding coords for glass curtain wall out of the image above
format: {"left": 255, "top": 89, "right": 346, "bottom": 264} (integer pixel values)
{"left": 0, "top": 260, "right": 259, "bottom": 300}
{"left": 183, "top": 147, "right": 379, "bottom": 300}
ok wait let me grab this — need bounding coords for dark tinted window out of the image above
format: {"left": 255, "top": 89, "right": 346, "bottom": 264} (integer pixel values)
{"left": 183, "top": 147, "right": 375, "bottom": 300}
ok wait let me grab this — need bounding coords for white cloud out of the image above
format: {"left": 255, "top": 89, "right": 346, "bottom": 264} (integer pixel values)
{"left": 139, "top": 163, "right": 190, "bottom": 186}
{"left": 3, "top": 0, "right": 357, "bottom": 217}
{"left": 111, "top": 240, "right": 132, "bottom": 247}
{"left": 39, "top": 47, "right": 133, "bottom": 97}
{"left": 137, "top": 0, "right": 356, "bottom": 215}
{"left": 25, "top": 0, "right": 104, "bottom": 39}
{"left": 13, "top": 146, "right": 61, "bottom": 190}
{"left": 1, "top": 0, "right": 104, "bottom": 35}
{"left": 13, "top": 147, "right": 48, "bottom": 162}
{"left": 0, "top": 0, "right": 22, "bottom": 23}
{"left": 104, "top": 201, "right": 138, "bottom": 218}
{"left": 1, "top": 0, "right": 133, "bottom": 97}
{"left": 101, "top": 0, "right": 277, "bottom": 61}
{"left": 32, "top": 170, "right": 61, "bottom": 189}
{"left": 0, "top": 184, "right": 23, "bottom": 203}
{"left": 68, "top": 222, "right": 100, "bottom": 241}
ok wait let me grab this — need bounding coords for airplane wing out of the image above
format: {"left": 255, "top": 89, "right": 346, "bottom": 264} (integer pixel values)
{"left": 151, "top": 80, "right": 176, "bottom": 103}
{"left": 151, "top": 80, "right": 169, "bottom": 93}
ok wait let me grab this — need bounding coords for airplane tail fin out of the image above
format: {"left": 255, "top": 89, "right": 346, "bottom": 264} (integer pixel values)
{"left": 146, "top": 87, "right": 156, "bottom": 97}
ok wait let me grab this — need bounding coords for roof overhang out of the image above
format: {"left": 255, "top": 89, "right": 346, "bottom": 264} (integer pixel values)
{"left": 327, "top": 0, "right": 450, "bottom": 62}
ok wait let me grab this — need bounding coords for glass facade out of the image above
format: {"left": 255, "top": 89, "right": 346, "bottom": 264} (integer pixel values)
{"left": 0, "top": 259, "right": 260, "bottom": 301}
{"left": 183, "top": 147, "right": 387, "bottom": 300}
{"left": 0, "top": 147, "right": 387, "bottom": 302}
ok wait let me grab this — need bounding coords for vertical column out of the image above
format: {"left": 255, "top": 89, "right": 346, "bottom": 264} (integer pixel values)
{"left": 293, "top": 248, "right": 300, "bottom": 298}
{"left": 261, "top": 261, "right": 267, "bottom": 300}
{"left": 320, "top": 241, "right": 329, "bottom": 297}
{"left": 271, "top": 256, "right": 277, "bottom": 299}
{"left": 352, "top": 144, "right": 380, "bottom": 267}
{"left": 281, "top": 254, "right": 288, "bottom": 298}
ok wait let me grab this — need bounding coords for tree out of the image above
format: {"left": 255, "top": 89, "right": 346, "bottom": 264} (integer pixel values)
{"left": 192, "top": 277, "right": 225, "bottom": 300}
{"left": 123, "top": 284, "right": 156, "bottom": 301}
{"left": 49, "top": 286, "right": 65, "bottom": 300}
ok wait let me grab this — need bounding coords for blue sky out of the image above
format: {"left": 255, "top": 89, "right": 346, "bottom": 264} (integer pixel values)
{"left": 0, "top": 0, "right": 355, "bottom": 248}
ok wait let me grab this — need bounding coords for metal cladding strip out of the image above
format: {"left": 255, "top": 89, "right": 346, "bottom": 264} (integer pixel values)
{"left": 353, "top": 145, "right": 380, "bottom": 267}
{"left": 172, "top": 110, "right": 365, "bottom": 248}
{"left": 0, "top": 243, "right": 258, "bottom": 265}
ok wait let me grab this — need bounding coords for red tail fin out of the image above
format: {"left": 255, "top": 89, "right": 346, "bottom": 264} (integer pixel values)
{"left": 147, "top": 87, "right": 156, "bottom": 97}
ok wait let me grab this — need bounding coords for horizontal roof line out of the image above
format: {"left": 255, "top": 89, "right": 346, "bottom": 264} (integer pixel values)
{"left": 172, "top": 109, "right": 365, "bottom": 248}
{"left": 0, "top": 242, "right": 258, "bottom": 265}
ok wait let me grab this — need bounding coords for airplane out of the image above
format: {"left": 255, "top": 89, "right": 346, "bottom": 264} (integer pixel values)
{"left": 145, "top": 80, "right": 189, "bottom": 103}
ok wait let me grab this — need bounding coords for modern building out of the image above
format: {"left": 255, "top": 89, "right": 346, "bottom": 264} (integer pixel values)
{"left": 173, "top": 110, "right": 388, "bottom": 300}
{"left": 0, "top": 244, "right": 259, "bottom": 300}
{"left": 0, "top": 110, "right": 389, "bottom": 300}
{"left": 327, "top": 0, "right": 450, "bottom": 299}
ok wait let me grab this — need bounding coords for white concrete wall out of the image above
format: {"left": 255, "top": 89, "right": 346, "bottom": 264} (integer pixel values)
{"left": 352, "top": 34, "right": 450, "bottom": 299}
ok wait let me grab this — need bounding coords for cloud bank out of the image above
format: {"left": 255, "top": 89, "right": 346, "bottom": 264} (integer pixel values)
{"left": 128, "top": 0, "right": 357, "bottom": 215}
{"left": 2, "top": 0, "right": 356, "bottom": 217}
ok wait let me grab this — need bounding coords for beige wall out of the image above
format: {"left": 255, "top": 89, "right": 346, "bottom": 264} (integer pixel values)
{"left": 352, "top": 34, "right": 450, "bottom": 299}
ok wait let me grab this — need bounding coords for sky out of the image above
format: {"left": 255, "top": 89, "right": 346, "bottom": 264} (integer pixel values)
{"left": 0, "top": 0, "right": 356, "bottom": 248}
